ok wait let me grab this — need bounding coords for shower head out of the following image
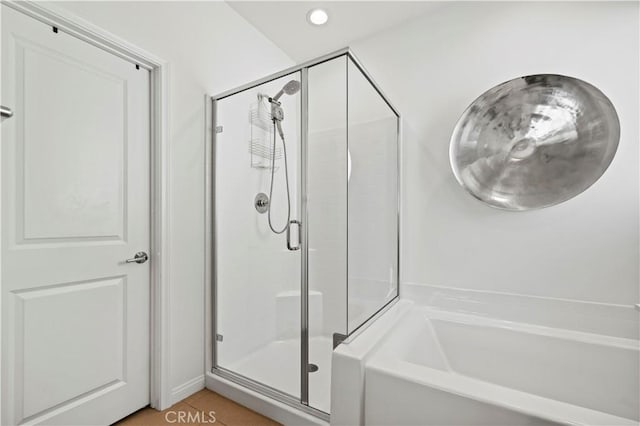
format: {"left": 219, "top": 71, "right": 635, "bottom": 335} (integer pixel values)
{"left": 272, "top": 80, "right": 301, "bottom": 101}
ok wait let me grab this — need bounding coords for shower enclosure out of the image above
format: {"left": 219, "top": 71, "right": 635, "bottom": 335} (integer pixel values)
{"left": 210, "top": 48, "right": 399, "bottom": 418}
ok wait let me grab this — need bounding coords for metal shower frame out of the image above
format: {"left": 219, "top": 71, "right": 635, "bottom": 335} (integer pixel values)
{"left": 208, "top": 47, "right": 401, "bottom": 421}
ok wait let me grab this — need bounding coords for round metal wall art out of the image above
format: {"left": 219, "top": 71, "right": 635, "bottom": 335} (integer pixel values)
{"left": 449, "top": 74, "right": 620, "bottom": 211}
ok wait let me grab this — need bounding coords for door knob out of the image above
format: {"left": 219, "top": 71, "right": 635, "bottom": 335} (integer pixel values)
{"left": 0, "top": 106, "right": 13, "bottom": 118}
{"left": 125, "top": 251, "right": 149, "bottom": 264}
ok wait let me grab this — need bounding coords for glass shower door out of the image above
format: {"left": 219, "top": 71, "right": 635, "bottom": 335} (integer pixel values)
{"left": 214, "top": 72, "right": 302, "bottom": 398}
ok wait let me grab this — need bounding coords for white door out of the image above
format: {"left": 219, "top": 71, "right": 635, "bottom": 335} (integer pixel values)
{"left": 1, "top": 6, "right": 150, "bottom": 425}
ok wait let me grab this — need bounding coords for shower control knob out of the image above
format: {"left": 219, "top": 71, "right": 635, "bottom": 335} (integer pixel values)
{"left": 255, "top": 193, "right": 269, "bottom": 214}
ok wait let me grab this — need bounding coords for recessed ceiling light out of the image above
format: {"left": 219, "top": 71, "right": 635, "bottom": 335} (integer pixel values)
{"left": 307, "top": 8, "right": 328, "bottom": 26}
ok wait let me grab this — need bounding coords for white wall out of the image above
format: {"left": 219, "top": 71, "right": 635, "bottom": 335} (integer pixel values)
{"left": 350, "top": 2, "right": 639, "bottom": 308}
{"left": 54, "top": 0, "right": 293, "bottom": 405}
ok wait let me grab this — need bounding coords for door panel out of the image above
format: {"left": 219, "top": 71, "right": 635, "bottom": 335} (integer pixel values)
{"left": 19, "top": 37, "right": 126, "bottom": 241}
{"left": 214, "top": 72, "right": 302, "bottom": 398}
{"left": 18, "top": 278, "right": 125, "bottom": 419}
{"left": 1, "top": 6, "right": 150, "bottom": 425}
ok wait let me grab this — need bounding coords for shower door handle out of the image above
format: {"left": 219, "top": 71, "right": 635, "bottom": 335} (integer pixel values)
{"left": 286, "top": 220, "right": 301, "bottom": 251}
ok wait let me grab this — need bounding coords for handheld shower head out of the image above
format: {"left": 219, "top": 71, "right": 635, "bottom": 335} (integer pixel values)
{"left": 283, "top": 80, "right": 301, "bottom": 95}
{"left": 272, "top": 80, "right": 301, "bottom": 101}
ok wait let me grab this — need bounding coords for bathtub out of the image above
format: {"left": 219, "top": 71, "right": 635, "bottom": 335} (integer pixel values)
{"left": 331, "top": 300, "right": 640, "bottom": 425}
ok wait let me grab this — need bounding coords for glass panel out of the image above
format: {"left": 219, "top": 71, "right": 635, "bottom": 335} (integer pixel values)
{"left": 347, "top": 58, "right": 399, "bottom": 334}
{"left": 307, "top": 56, "right": 348, "bottom": 413}
{"left": 215, "top": 72, "right": 302, "bottom": 398}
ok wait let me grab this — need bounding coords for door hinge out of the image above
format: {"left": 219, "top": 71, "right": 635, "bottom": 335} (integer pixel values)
{"left": 215, "top": 126, "right": 223, "bottom": 134}
{"left": 216, "top": 334, "right": 223, "bottom": 342}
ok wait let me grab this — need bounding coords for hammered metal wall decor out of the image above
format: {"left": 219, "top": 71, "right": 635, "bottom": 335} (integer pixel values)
{"left": 450, "top": 74, "right": 620, "bottom": 210}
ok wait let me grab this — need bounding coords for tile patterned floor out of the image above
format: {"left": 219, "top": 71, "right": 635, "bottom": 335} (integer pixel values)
{"left": 115, "top": 389, "right": 281, "bottom": 426}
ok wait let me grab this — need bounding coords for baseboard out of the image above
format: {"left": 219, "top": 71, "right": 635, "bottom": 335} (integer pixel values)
{"left": 205, "top": 372, "right": 326, "bottom": 426}
{"left": 170, "top": 375, "right": 205, "bottom": 406}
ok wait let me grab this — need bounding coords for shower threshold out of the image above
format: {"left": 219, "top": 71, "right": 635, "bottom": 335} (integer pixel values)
{"left": 225, "top": 336, "right": 332, "bottom": 414}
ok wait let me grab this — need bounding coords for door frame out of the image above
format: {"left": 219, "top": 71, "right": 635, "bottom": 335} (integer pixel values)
{"left": 0, "top": 0, "right": 172, "bottom": 415}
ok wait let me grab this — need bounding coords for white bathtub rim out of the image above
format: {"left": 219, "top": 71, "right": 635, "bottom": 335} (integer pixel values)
{"left": 420, "top": 306, "right": 639, "bottom": 350}
{"left": 402, "top": 281, "right": 636, "bottom": 310}
{"left": 330, "top": 299, "right": 414, "bottom": 426}
{"left": 366, "top": 305, "right": 639, "bottom": 425}
{"left": 401, "top": 282, "right": 639, "bottom": 340}
{"left": 335, "top": 299, "right": 414, "bottom": 359}
{"left": 366, "top": 360, "right": 637, "bottom": 426}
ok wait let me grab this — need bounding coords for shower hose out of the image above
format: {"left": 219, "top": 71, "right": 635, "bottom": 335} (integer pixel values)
{"left": 267, "top": 121, "right": 291, "bottom": 234}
